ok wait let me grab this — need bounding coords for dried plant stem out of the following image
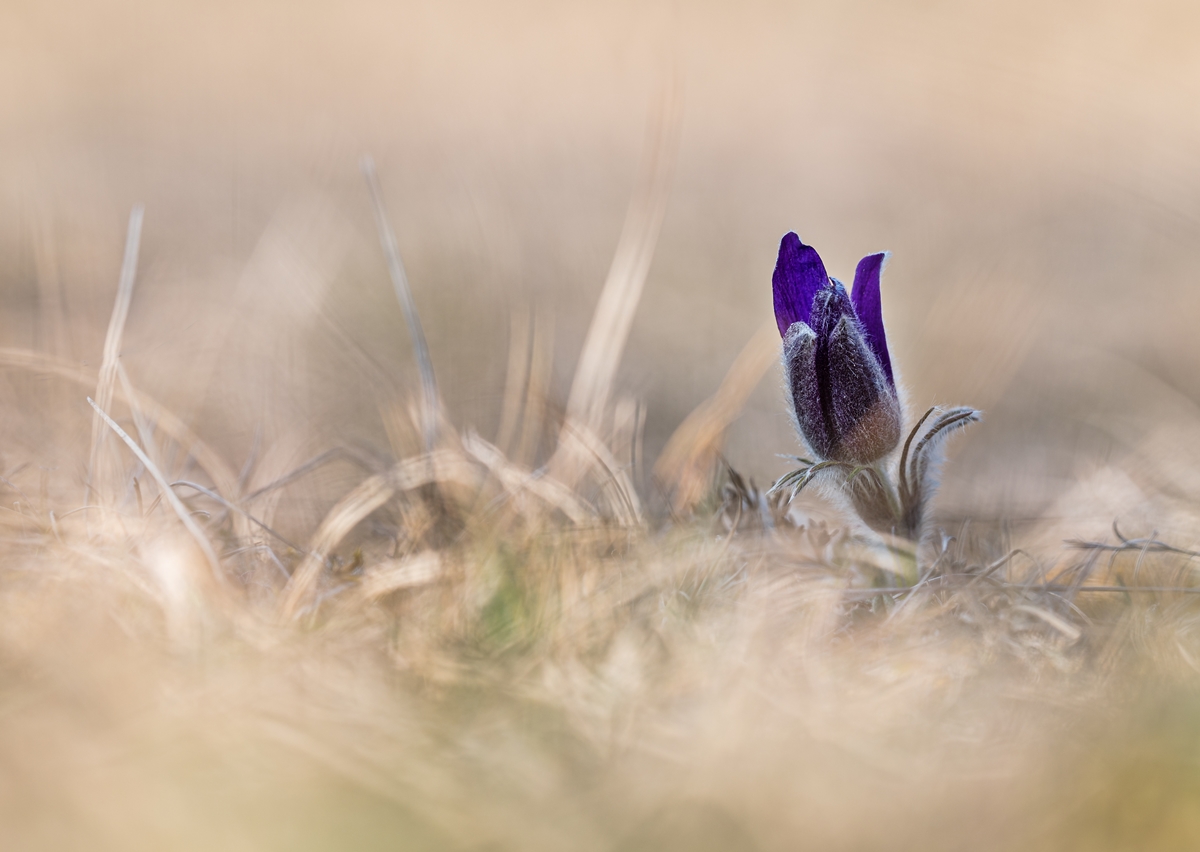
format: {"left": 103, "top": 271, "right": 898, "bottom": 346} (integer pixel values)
{"left": 115, "top": 360, "right": 156, "bottom": 466}
{"left": 358, "top": 551, "right": 443, "bottom": 600}
{"left": 279, "top": 450, "right": 482, "bottom": 620}
{"left": 557, "top": 418, "right": 641, "bottom": 524}
{"left": 361, "top": 156, "right": 440, "bottom": 451}
{"left": 462, "top": 433, "right": 592, "bottom": 523}
{"left": 551, "top": 76, "right": 682, "bottom": 488}
{"left": 88, "top": 204, "right": 143, "bottom": 506}
{"left": 655, "top": 320, "right": 778, "bottom": 512}
{"left": 87, "top": 396, "right": 229, "bottom": 591}
{"left": 495, "top": 308, "right": 531, "bottom": 454}
{"left": 515, "top": 310, "right": 553, "bottom": 466}
{"left": 280, "top": 472, "right": 396, "bottom": 620}
{"left": 0, "top": 347, "right": 239, "bottom": 503}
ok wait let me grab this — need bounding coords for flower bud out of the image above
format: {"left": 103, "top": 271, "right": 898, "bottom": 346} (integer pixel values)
{"left": 774, "top": 233, "right": 901, "bottom": 465}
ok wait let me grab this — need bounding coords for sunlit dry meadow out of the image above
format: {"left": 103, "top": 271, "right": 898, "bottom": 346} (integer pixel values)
{"left": 2, "top": 1, "right": 1200, "bottom": 849}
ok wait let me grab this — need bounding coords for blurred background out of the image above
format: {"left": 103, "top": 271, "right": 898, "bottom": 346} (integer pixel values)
{"left": 5, "top": 5, "right": 1200, "bottom": 849}
{"left": 2, "top": 0, "right": 1200, "bottom": 532}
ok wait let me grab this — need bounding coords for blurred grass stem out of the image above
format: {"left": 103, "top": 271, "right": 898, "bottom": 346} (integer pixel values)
{"left": 87, "top": 395, "right": 229, "bottom": 592}
{"left": 551, "top": 76, "right": 682, "bottom": 489}
{"left": 362, "top": 155, "right": 440, "bottom": 452}
{"left": 87, "top": 204, "right": 143, "bottom": 509}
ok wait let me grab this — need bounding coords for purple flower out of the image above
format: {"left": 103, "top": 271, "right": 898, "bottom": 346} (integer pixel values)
{"left": 773, "top": 232, "right": 901, "bottom": 465}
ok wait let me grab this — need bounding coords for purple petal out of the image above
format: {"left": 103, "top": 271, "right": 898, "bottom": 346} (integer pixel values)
{"left": 772, "top": 233, "right": 829, "bottom": 337}
{"left": 850, "top": 252, "right": 894, "bottom": 387}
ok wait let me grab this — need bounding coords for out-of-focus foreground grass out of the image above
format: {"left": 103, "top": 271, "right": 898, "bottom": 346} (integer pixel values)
{"left": 3, "top": 1, "right": 1200, "bottom": 849}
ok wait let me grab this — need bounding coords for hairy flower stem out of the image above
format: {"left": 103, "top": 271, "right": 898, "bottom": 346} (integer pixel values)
{"left": 846, "top": 465, "right": 908, "bottom": 539}
{"left": 773, "top": 406, "right": 980, "bottom": 553}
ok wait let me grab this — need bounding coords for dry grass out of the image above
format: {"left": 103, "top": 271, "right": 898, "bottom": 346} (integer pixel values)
{"left": 0, "top": 196, "right": 1199, "bottom": 851}
{"left": 4, "top": 454, "right": 1200, "bottom": 851}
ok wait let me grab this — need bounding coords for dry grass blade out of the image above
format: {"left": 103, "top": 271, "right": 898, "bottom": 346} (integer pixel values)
{"left": 87, "top": 396, "right": 229, "bottom": 591}
{"left": 388, "top": 448, "right": 482, "bottom": 493}
{"left": 87, "top": 204, "right": 143, "bottom": 504}
{"left": 359, "top": 551, "right": 443, "bottom": 600}
{"left": 515, "top": 308, "right": 554, "bottom": 466}
{"left": 0, "top": 347, "right": 240, "bottom": 502}
{"left": 115, "top": 360, "right": 157, "bottom": 466}
{"left": 559, "top": 418, "right": 642, "bottom": 525}
{"left": 171, "top": 480, "right": 302, "bottom": 552}
{"left": 610, "top": 394, "right": 645, "bottom": 488}
{"left": 280, "top": 472, "right": 395, "bottom": 619}
{"left": 1009, "top": 604, "right": 1082, "bottom": 641}
{"left": 361, "top": 155, "right": 440, "bottom": 451}
{"left": 462, "top": 432, "right": 592, "bottom": 523}
{"left": 280, "top": 450, "right": 483, "bottom": 619}
{"left": 243, "top": 448, "right": 372, "bottom": 504}
{"left": 655, "top": 320, "right": 779, "bottom": 513}
{"left": 552, "top": 76, "right": 682, "bottom": 486}
{"left": 495, "top": 307, "right": 531, "bottom": 454}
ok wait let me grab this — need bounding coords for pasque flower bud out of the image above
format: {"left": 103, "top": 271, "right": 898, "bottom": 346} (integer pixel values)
{"left": 773, "top": 232, "right": 901, "bottom": 465}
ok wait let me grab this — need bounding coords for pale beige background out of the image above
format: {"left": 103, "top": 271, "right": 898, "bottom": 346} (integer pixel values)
{"left": 2, "top": 0, "right": 1199, "bottom": 524}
